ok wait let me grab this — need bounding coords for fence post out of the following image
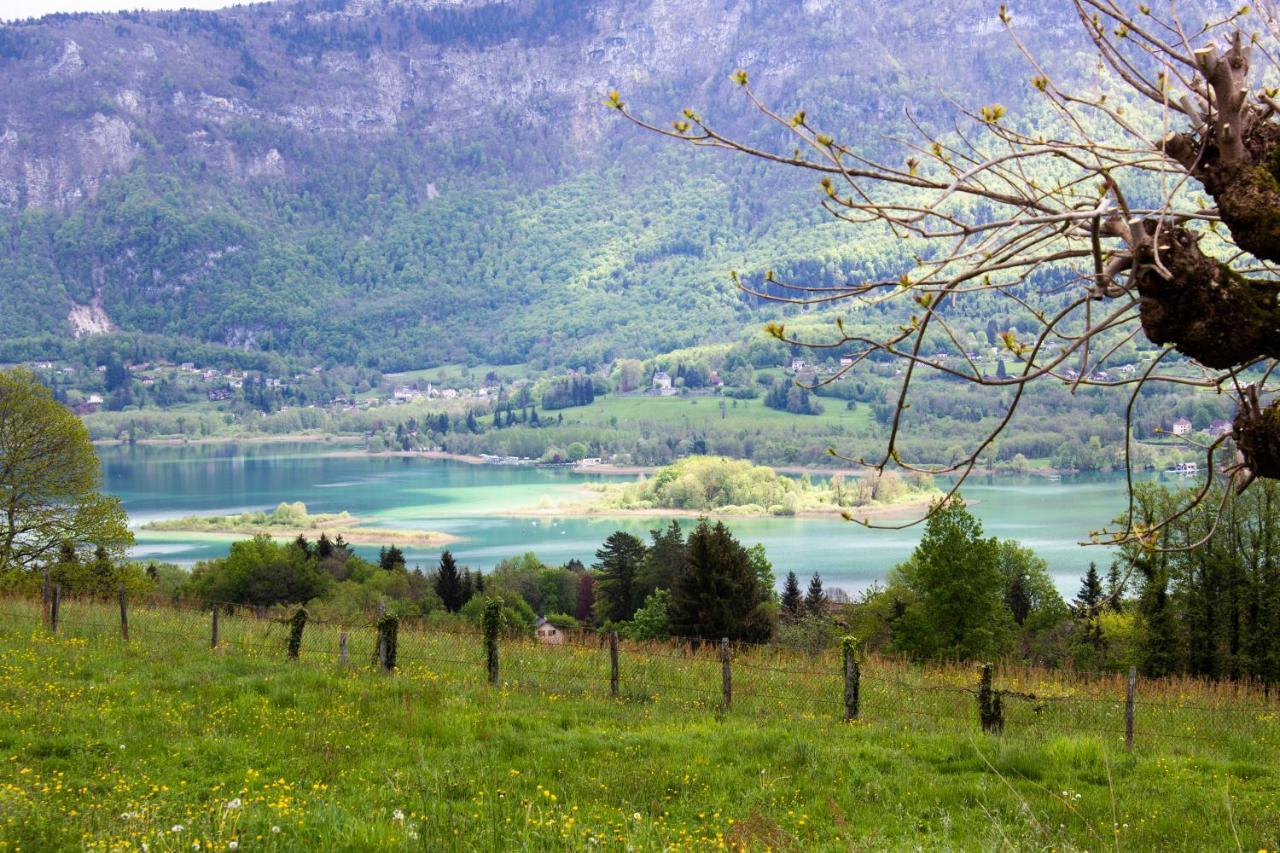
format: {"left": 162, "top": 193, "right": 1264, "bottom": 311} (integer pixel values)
{"left": 41, "top": 574, "right": 50, "bottom": 628}
{"left": 287, "top": 608, "right": 307, "bottom": 660}
{"left": 842, "top": 637, "right": 860, "bottom": 721}
{"left": 375, "top": 601, "right": 386, "bottom": 666}
{"left": 1125, "top": 666, "right": 1136, "bottom": 749}
{"left": 376, "top": 613, "right": 398, "bottom": 673}
{"left": 978, "top": 663, "right": 1003, "bottom": 734}
{"left": 483, "top": 597, "right": 501, "bottom": 686}
{"left": 50, "top": 585, "right": 61, "bottom": 634}
{"left": 720, "top": 637, "right": 732, "bottom": 711}
{"left": 339, "top": 631, "right": 349, "bottom": 665}
{"left": 609, "top": 631, "right": 619, "bottom": 698}
{"left": 118, "top": 584, "right": 129, "bottom": 641}
{"left": 210, "top": 604, "right": 220, "bottom": 649}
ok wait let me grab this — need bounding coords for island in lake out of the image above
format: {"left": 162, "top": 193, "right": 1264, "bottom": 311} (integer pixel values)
{"left": 505, "top": 456, "right": 942, "bottom": 521}
{"left": 143, "top": 501, "right": 460, "bottom": 547}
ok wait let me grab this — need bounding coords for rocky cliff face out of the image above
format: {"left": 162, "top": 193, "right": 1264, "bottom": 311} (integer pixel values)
{"left": 0, "top": 0, "right": 1077, "bottom": 210}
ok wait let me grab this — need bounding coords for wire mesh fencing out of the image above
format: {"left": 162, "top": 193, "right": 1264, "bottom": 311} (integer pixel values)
{"left": 4, "top": 589, "right": 1279, "bottom": 752}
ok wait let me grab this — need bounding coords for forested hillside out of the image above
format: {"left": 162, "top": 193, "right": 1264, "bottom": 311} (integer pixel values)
{"left": 0, "top": 0, "right": 1083, "bottom": 369}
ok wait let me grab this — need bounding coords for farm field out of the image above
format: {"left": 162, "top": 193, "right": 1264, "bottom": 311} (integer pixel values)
{"left": 1, "top": 597, "right": 1279, "bottom": 850}
{"left": 558, "top": 393, "right": 873, "bottom": 434}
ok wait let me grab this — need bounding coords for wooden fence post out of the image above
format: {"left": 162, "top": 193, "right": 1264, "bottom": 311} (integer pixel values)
{"left": 50, "top": 585, "right": 61, "bottom": 634}
{"left": 339, "top": 631, "right": 349, "bottom": 665}
{"left": 609, "top": 631, "right": 619, "bottom": 698}
{"left": 720, "top": 638, "right": 732, "bottom": 711}
{"left": 41, "top": 575, "right": 50, "bottom": 628}
{"left": 483, "top": 597, "right": 501, "bottom": 686}
{"left": 1125, "top": 666, "right": 1136, "bottom": 749}
{"left": 842, "top": 637, "right": 860, "bottom": 721}
{"left": 118, "top": 584, "right": 129, "bottom": 641}
{"left": 210, "top": 604, "right": 220, "bottom": 649}
{"left": 978, "top": 663, "right": 1003, "bottom": 734}
{"left": 287, "top": 608, "right": 307, "bottom": 660}
{"left": 376, "top": 613, "right": 398, "bottom": 673}
{"left": 375, "top": 601, "right": 387, "bottom": 667}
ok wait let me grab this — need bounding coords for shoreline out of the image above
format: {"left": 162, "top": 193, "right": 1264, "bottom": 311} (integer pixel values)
{"left": 140, "top": 523, "right": 460, "bottom": 548}
{"left": 96, "top": 434, "right": 1070, "bottom": 480}
{"left": 495, "top": 491, "right": 942, "bottom": 523}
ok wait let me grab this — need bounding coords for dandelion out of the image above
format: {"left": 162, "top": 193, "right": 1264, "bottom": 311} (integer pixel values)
{"left": 633, "top": 812, "right": 642, "bottom": 821}
{"left": 228, "top": 844, "right": 239, "bottom": 851}
{"left": 271, "top": 826, "right": 281, "bottom": 834}
{"left": 225, "top": 798, "right": 242, "bottom": 810}
{"left": 172, "top": 824, "right": 185, "bottom": 833}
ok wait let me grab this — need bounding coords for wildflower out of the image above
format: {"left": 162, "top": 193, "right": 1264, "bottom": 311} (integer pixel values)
{"left": 228, "top": 844, "right": 239, "bottom": 851}
{"left": 172, "top": 825, "right": 185, "bottom": 833}
{"left": 393, "top": 809, "right": 405, "bottom": 821}
{"left": 271, "top": 826, "right": 281, "bottom": 834}
{"left": 225, "top": 798, "right": 242, "bottom": 810}
{"left": 633, "top": 812, "right": 642, "bottom": 821}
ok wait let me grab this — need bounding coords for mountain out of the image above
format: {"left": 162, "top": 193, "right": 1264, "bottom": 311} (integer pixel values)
{"left": 0, "top": 0, "right": 1083, "bottom": 370}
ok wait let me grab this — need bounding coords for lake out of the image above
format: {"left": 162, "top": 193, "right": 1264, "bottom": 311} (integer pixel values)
{"left": 101, "top": 442, "right": 1176, "bottom": 595}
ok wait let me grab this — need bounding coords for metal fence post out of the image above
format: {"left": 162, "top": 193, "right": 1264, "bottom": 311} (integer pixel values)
{"left": 720, "top": 637, "right": 731, "bottom": 711}
{"left": 842, "top": 638, "right": 860, "bottom": 721}
{"left": 1125, "top": 666, "right": 1137, "bottom": 749}
{"left": 118, "top": 583, "right": 129, "bottom": 640}
{"left": 609, "top": 631, "right": 619, "bottom": 698}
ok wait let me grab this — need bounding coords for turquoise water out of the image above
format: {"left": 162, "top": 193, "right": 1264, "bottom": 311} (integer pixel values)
{"left": 100, "top": 442, "right": 1175, "bottom": 595}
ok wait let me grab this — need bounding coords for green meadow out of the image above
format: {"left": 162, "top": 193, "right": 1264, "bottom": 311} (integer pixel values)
{"left": 2, "top": 597, "right": 1279, "bottom": 851}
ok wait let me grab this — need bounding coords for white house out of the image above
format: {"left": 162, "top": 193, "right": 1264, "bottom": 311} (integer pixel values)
{"left": 534, "top": 617, "right": 565, "bottom": 645}
{"left": 651, "top": 371, "right": 673, "bottom": 392}
{"left": 1171, "top": 417, "right": 1193, "bottom": 436}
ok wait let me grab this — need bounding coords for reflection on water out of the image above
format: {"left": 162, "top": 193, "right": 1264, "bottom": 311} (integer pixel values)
{"left": 101, "top": 443, "right": 1191, "bottom": 595}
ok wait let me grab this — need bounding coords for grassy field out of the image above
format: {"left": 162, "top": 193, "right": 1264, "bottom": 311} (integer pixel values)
{"left": 2, "top": 597, "right": 1279, "bottom": 850}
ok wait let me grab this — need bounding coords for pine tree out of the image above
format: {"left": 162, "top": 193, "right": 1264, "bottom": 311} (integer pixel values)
{"left": 435, "top": 551, "right": 464, "bottom": 612}
{"left": 780, "top": 571, "right": 803, "bottom": 620}
{"left": 669, "top": 520, "right": 772, "bottom": 642}
{"left": 638, "top": 520, "right": 685, "bottom": 600}
{"left": 593, "top": 531, "right": 648, "bottom": 622}
{"left": 804, "top": 573, "right": 826, "bottom": 615}
{"left": 316, "top": 533, "right": 334, "bottom": 560}
{"left": 379, "top": 545, "right": 405, "bottom": 571}
{"left": 1074, "top": 563, "right": 1104, "bottom": 616}
{"left": 1105, "top": 562, "right": 1125, "bottom": 612}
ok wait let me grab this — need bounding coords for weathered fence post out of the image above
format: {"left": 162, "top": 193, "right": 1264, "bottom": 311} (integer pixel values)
{"left": 210, "top": 604, "right": 220, "bottom": 649}
{"left": 339, "top": 631, "right": 349, "bottom": 664}
{"left": 720, "top": 637, "right": 732, "bottom": 711}
{"left": 842, "top": 637, "right": 860, "bottom": 721}
{"left": 41, "top": 575, "right": 50, "bottom": 628}
{"left": 978, "top": 663, "right": 1003, "bottom": 734}
{"left": 118, "top": 584, "right": 129, "bottom": 640}
{"left": 375, "top": 601, "right": 387, "bottom": 666}
{"left": 376, "top": 613, "right": 398, "bottom": 672}
{"left": 483, "top": 597, "right": 501, "bottom": 686}
{"left": 1125, "top": 666, "right": 1136, "bottom": 749}
{"left": 50, "top": 584, "right": 61, "bottom": 634}
{"left": 609, "top": 631, "right": 619, "bottom": 698}
{"left": 287, "top": 608, "right": 307, "bottom": 660}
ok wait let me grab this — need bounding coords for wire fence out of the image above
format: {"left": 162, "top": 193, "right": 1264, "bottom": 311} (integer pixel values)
{"left": 5, "top": 589, "right": 1279, "bottom": 751}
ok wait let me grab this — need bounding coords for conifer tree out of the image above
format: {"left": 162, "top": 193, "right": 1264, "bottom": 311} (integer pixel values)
{"left": 593, "top": 531, "right": 647, "bottom": 622}
{"left": 804, "top": 572, "right": 826, "bottom": 615}
{"left": 435, "top": 550, "right": 464, "bottom": 612}
{"left": 1074, "top": 563, "right": 1104, "bottom": 617}
{"left": 669, "top": 519, "right": 772, "bottom": 642}
{"left": 780, "top": 570, "right": 803, "bottom": 620}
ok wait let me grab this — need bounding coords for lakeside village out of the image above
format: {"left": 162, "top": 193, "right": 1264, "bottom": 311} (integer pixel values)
{"left": 17, "top": 342, "right": 1232, "bottom": 473}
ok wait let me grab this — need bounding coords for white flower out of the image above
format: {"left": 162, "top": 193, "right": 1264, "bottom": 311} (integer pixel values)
{"left": 192, "top": 843, "right": 201, "bottom": 850}
{"left": 271, "top": 826, "right": 281, "bottom": 834}
{"left": 171, "top": 825, "right": 185, "bottom": 833}
{"left": 228, "top": 843, "right": 239, "bottom": 851}
{"left": 393, "top": 809, "right": 405, "bottom": 821}
{"left": 225, "top": 798, "right": 242, "bottom": 810}
{"left": 632, "top": 812, "right": 642, "bottom": 822}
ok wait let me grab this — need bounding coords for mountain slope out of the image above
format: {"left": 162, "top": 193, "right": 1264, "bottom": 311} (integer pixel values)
{"left": 0, "top": 0, "right": 1083, "bottom": 369}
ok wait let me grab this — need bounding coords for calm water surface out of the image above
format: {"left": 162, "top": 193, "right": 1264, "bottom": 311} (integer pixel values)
{"left": 100, "top": 442, "right": 1183, "bottom": 595}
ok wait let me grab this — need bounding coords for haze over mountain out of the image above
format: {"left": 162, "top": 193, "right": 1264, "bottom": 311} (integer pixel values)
{"left": 0, "top": 0, "right": 1081, "bottom": 369}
